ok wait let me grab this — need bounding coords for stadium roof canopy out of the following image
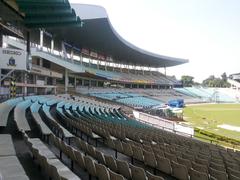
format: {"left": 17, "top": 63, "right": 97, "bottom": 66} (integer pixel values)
{"left": 0, "top": 0, "right": 82, "bottom": 29}
{"left": 46, "top": 4, "right": 188, "bottom": 68}
{"left": 1, "top": 2, "right": 188, "bottom": 68}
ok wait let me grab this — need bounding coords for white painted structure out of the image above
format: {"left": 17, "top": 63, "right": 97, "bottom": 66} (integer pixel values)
{"left": 133, "top": 110, "right": 194, "bottom": 137}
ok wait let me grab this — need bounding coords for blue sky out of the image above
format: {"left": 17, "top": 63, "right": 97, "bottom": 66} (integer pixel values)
{"left": 69, "top": 0, "right": 240, "bottom": 82}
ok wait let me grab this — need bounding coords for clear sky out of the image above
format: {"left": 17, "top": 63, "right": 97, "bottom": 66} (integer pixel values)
{"left": 69, "top": 0, "right": 240, "bottom": 83}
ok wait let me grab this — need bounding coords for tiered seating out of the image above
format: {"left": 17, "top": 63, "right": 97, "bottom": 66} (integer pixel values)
{"left": 0, "top": 97, "right": 23, "bottom": 127}
{"left": 2, "top": 95, "right": 240, "bottom": 180}
{"left": 24, "top": 134, "right": 80, "bottom": 180}
{"left": 175, "top": 87, "right": 238, "bottom": 103}
{"left": 30, "top": 101, "right": 52, "bottom": 140}
{"left": 90, "top": 92, "right": 164, "bottom": 108}
{"left": 41, "top": 103, "right": 74, "bottom": 141}
{"left": 14, "top": 99, "right": 34, "bottom": 132}
{"left": 54, "top": 97, "right": 240, "bottom": 180}
{"left": 86, "top": 68, "right": 177, "bottom": 85}
{"left": 117, "top": 96, "right": 163, "bottom": 108}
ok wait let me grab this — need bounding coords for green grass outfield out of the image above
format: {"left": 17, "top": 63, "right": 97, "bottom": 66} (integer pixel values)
{"left": 183, "top": 103, "right": 240, "bottom": 141}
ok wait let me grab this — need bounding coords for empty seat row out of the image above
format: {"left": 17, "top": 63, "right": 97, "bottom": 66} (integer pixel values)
{"left": 24, "top": 134, "right": 80, "bottom": 180}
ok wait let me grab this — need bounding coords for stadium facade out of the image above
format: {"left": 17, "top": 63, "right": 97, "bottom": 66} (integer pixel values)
{"left": 0, "top": 1, "right": 188, "bottom": 97}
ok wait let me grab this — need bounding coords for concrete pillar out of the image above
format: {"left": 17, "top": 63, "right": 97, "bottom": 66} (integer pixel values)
{"left": 97, "top": 61, "right": 99, "bottom": 69}
{"left": 51, "top": 39, "right": 54, "bottom": 53}
{"left": 80, "top": 54, "right": 83, "bottom": 65}
{"left": 39, "top": 58, "right": 43, "bottom": 67}
{"left": 40, "top": 30, "right": 44, "bottom": 49}
{"left": 34, "top": 75, "right": 37, "bottom": 94}
{"left": 65, "top": 69, "right": 68, "bottom": 93}
{"left": 0, "top": 68, "right": 2, "bottom": 87}
{"left": 82, "top": 79, "right": 84, "bottom": 86}
{"left": 164, "top": 66, "right": 166, "bottom": 76}
{"left": 23, "top": 72, "right": 27, "bottom": 96}
{"left": 74, "top": 76, "right": 77, "bottom": 87}
{"left": 96, "top": 81, "right": 99, "bottom": 87}
{"left": 0, "top": 29, "right": 3, "bottom": 48}
{"left": 71, "top": 48, "right": 74, "bottom": 61}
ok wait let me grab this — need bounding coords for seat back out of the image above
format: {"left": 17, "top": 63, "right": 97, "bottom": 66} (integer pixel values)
{"left": 84, "top": 156, "right": 97, "bottom": 177}
{"left": 177, "top": 157, "right": 192, "bottom": 170}
{"left": 156, "top": 156, "right": 171, "bottom": 175}
{"left": 209, "top": 167, "right": 228, "bottom": 180}
{"left": 146, "top": 171, "right": 164, "bottom": 180}
{"left": 115, "top": 140, "right": 123, "bottom": 153}
{"left": 105, "top": 155, "right": 118, "bottom": 172}
{"left": 210, "top": 162, "right": 226, "bottom": 172}
{"left": 227, "top": 167, "right": 240, "bottom": 178}
{"left": 109, "top": 169, "right": 125, "bottom": 180}
{"left": 229, "top": 173, "right": 240, "bottom": 180}
{"left": 96, "top": 150, "right": 106, "bottom": 165}
{"left": 87, "top": 145, "right": 96, "bottom": 158}
{"left": 96, "top": 163, "right": 110, "bottom": 180}
{"left": 192, "top": 161, "right": 208, "bottom": 174}
{"left": 122, "top": 142, "right": 133, "bottom": 157}
{"left": 74, "top": 150, "right": 85, "bottom": 169}
{"left": 165, "top": 152, "right": 177, "bottom": 162}
{"left": 189, "top": 168, "right": 208, "bottom": 180}
{"left": 132, "top": 145, "right": 144, "bottom": 161}
{"left": 129, "top": 164, "right": 147, "bottom": 180}
{"left": 171, "top": 161, "right": 188, "bottom": 180}
{"left": 143, "top": 150, "right": 156, "bottom": 167}
{"left": 116, "top": 159, "right": 131, "bottom": 179}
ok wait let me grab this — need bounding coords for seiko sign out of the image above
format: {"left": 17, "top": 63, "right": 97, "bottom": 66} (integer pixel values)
{"left": 2, "top": 49, "right": 22, "bottom": 56}
{"left": 0, "top": 48, "right": 27, "bottom": 70}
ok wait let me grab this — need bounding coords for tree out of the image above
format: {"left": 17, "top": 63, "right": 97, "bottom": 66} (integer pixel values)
{"left": 202, "top": 73, "right": 230, "bottom": 88}
{"left": 181, "top": 75, "right": 194, "bottom": 87}
{"left": 221, "top": 72, "right": 227, "bottom": 82}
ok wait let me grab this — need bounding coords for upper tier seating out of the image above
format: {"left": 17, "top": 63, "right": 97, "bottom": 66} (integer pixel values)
{"left": 86, "top": 68, "right": 179, "bottom": 85}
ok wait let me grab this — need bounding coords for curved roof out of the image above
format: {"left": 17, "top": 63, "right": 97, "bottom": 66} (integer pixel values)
{"left": 72, "top": 4, "right": 188, "bottom": 67}
{"left": 46, "top": 4, "right": 188, "bottom": 68}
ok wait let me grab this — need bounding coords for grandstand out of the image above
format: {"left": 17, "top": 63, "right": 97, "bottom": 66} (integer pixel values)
{"left": 1, "top": 1, "right": 240, "bottom": 180}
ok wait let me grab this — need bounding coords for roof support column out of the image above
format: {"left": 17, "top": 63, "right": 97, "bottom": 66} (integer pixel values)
{"left": 23, "top": 72, "right": 27, "bottom": 96}
{"left": 97, "top": 60, "right": 99, "bottom": 69}
{"left": 80, "top": 54, "right": 83, "bottom": 65}
{"left": 74, "top": 76, "right": 77, "bottom": 88}
{"left": 65, "top": 69, "right": 68, "bottom": 93}
{"left": 0, "top": 28, "right": 2, "bottom": 48}
{"left": 51, "top": 39, "right": 54, "bottom": 53}
{"left": 40, "top": 30, "right": 44, "bottom": 50}
{"left": 164, "top": 66, "right": 167, "bottom": 76}
{"left": 134, "top": 65, "right": 137, "bottom": 74}
{"left": 0, "top": 29, "right": 2, "bottom": 87}
{"left": 71, "top": 48, "right": 74, "bottom": 62}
